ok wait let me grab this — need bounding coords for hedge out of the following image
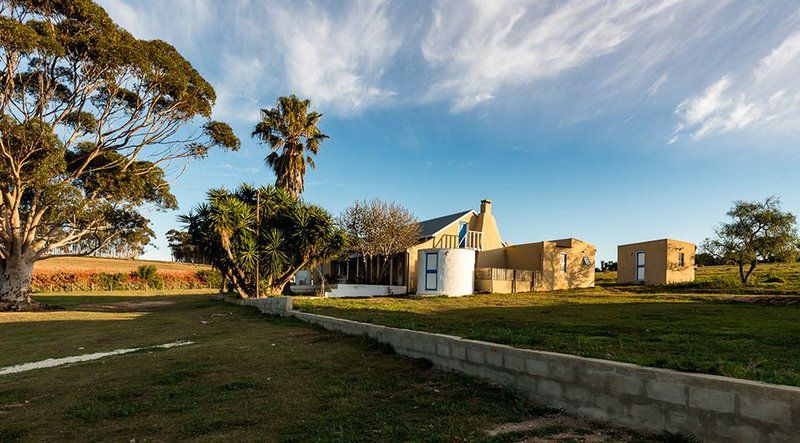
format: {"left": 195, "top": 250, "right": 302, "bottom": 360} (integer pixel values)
{"left": 31, "top": 268, "right": 222, "bottom": 292}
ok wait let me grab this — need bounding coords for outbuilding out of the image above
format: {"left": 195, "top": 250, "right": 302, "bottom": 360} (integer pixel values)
{"left": 617, "top": 239, "right": 695, "bottom": 285}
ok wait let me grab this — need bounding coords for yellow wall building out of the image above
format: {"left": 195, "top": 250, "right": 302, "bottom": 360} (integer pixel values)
{"left": 617, "top": 239, "right": 696, "bottom": 285}
{"left": 320, "top": 199, "right": 595, "bottom": 295}
{"left": 476, "top": 238, "right": 596, "bottom": 292}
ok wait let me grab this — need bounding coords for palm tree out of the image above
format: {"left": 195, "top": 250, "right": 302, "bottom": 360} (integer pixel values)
{"left": 252, "top": 95, "right": 328, "bottom": 198}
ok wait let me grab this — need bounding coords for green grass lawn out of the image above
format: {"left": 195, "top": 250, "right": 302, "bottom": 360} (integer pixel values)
{"left": 599, "top": 262, "right": 800, "bottom": 295}
{"left": 0, "top": 293, "right": 670, "bottom": 442}
{"left": 294, "top": 290, "right": 800, "bottom": 387}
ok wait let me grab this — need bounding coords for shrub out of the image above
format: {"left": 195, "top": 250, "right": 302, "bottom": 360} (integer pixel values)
{"left": 762, "top": 275, "right": 786, "bottom": 284}
{"left": 135, "top": 265, "right": 163, "bottom": 289}
{"left": 196, "top": 269, "right": 222, "bottom": 288}
{"left": 97, "top": 272, "right": 129, "bottom": 291}
{"left": 31, "top": 268, "right": 222, "bottom": 293}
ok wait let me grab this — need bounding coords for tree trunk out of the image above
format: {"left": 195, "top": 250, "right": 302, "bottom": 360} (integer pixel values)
{"left": 0, "top": 253, "right": 35, "bottom": 310}
{"left": 743, "top": 260, "right": 757, "bottom": 285}
{"left": 738, "top": 261, "right": 746, "bottom": 285}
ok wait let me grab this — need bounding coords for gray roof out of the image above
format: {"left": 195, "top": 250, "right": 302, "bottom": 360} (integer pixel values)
{"left": 418, "top": 210, "right": 473, "bottom": 238}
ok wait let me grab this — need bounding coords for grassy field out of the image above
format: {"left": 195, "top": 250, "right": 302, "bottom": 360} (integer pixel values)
{"left": 597, "top": 262, "right": 800, "bottom": 294}
{"left": 33, "top": 256, "right": 211, "bottom": 274}
{"left": 295, "top": 290, "right": 800, "bottom": 387}
{"left": 0, "top": 293, "right": 674, "bottom": 442}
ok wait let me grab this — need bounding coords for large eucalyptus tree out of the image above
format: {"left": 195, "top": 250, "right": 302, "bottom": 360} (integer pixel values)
{"left": 0, "top": 0, "right": 239, "bottom": 309}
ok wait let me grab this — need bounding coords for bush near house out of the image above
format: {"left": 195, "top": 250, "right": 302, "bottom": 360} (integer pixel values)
{"left": 31, "top": 269, "right": 222, "bottom": 292}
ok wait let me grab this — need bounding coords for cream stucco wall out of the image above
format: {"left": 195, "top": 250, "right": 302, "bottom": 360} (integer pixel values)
{"left": 665, "top": 240, "right": 696, "bottom": 284}
{"left": 537, "top": 239, "right": 596, "bottom": 291}
{"left": 617, "top": 239, "right": 695, "bottom": 285}
{"left": 475, "top": 239, "right": 595, "bottom": 292}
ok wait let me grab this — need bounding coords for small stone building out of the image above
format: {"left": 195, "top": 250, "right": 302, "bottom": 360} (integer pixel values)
{"left": 617, "top": 239, "right": 695, "bottom": 285}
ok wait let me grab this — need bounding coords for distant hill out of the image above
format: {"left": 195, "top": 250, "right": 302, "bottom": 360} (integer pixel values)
{"left": 34, "top": 256, "right": 211, "bottom": 274}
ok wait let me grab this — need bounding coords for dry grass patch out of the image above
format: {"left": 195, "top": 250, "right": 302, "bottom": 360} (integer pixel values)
{"left": 33, "top": 256, "right": 210, "bottom": 273}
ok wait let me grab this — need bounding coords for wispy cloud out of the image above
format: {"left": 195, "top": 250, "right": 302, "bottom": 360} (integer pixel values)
{"left": 673, "top": 29, "right": 800, "bottom": 141}
{"left": 211, "top": 54, "right": 267, "bottom": 123}
{"left": 264, "top": 0, "right": 402, "bottom": 115}
{"left": 421, "top": 0, "right": 683, "bottom": 111}
{"left": 99, "top": 0, "right": 213, "bottom": 47}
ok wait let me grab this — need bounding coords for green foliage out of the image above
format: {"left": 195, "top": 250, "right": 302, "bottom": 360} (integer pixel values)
{"left": 762, "top": 275, "right": 785, "bottom": 284}
{"left": 195, "top": 269, "right": 222, "bottom": 288}
{"left": 97, "top": 272, "right": 129, "bottom": 290}
{"left": 166, "top": 229, "right": 208, "bottom": 263}
{"left": 181, "top": 185, "right": 346, "bottom": 297}
{"left": 252, "top": 95, "right": 328, "bottom": 197}
{"left": 0, "top": 0, "right": 241, "bottom": 304}
{"left": 702, "top": 196, "right": 800, "bottom": 284}
{"left": 135, "top": 265, "right": 162, "bottom": 289}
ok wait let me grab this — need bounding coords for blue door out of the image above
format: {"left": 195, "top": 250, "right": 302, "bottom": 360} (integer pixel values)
{"left": 425, "top": 252, "right": 438, "bottom": 290}
{"left": 458, "top": 222, "right": 467, "bottom": 248}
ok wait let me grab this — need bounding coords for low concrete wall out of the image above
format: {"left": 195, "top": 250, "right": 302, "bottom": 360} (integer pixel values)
{"left": 292, "top": 311, "right": 800, "bottom": 442}
{"left": 326, "top": 284, "right": 407, "bottom": 298}
{"left": 226, "top": 296, "right": 293, "bottom": 316}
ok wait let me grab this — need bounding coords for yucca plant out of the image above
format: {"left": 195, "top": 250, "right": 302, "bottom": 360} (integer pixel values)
{"left": 180, "top": 185, "right": 345, "bottom": 297}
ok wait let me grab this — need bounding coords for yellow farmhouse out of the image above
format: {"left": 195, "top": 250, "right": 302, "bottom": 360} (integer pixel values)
{"left": 320, "top": 200, "right": 596, "bottom": 296}
{"left": 617, "top": 239, "right": 696, "bottom": 285}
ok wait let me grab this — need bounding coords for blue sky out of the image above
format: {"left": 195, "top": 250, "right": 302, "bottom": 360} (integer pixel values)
{"left": 98, "top": 0, "right": 800, "bottom": 262}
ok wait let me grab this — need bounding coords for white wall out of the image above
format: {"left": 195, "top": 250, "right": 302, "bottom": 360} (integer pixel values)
{"left": 294, "top": 270, "right": 313, "bottom": 285}
{"left": 326, "top": 284, "right": 407, "bottom": 298}
{"left": 416, "top": 248, "right": 475, "bottom": 297}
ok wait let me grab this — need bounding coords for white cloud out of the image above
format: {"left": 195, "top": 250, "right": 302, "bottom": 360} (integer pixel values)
{"left": 265, "top": 0, "right": 402, "bottom": 114}
{"left": 421, "top": 0, "right": 684, "bottom": 111}
{"left": 648, "top": 73, "right": 669, "bottom": 96}
{"left": 98, "top": 0, "right": 212, "bottom": 46}
{"left": 674, "top": 28, "right": 800, "bottom": 141}
{"left": 756, "top": 30, "right": 800, "bottom": 81}
{"left": 675, "top": 76, "right": 732, "bottom": 128}
{"left": 211, "top": 54, "right": 267, "bottom": 123}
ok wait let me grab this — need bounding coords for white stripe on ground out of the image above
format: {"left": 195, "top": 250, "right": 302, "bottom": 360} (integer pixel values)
{"left": 0, "top": 341, "right": 194, "bottom": 376}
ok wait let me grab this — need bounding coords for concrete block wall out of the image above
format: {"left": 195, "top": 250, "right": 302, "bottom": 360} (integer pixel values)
{"left": 291, "top": 311, "right": 800, "bottom": 442}
{"left": 227, "top": 296, "right": 293, "bottom": 316}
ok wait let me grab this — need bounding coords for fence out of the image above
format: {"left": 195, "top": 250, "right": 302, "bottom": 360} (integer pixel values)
{"left": 474, "top": 267, "right": 539, "bottom": 293}
{"left": 435, "top": 231, "right": 483, "bottom": 250}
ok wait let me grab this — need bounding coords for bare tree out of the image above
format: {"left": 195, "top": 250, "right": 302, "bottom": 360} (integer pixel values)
{"left": 339, "top": 199, "right": 420, "bottom": 284}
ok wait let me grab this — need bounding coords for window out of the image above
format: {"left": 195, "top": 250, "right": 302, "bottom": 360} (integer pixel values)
{"left": 582, "top": 256, "right": 592, "bottom": 266}
{"left": 457, "top": 222, "right": 467, "bottom": 248}
{"left": 560, "top": 253, "right": 567, "bottom": 273}
{"left": 678, "top": 252, "right": 685, "bottom": 268}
